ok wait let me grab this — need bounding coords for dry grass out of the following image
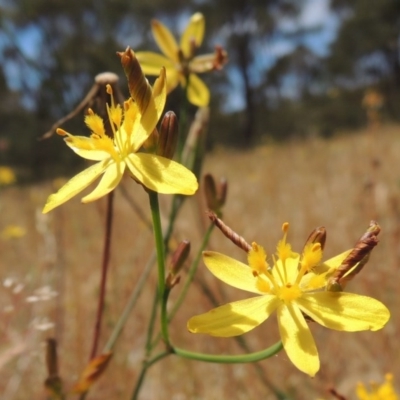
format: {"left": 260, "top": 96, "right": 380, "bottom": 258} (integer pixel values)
{"left": 1, "top": 124, "right": 400, "bottom": 399}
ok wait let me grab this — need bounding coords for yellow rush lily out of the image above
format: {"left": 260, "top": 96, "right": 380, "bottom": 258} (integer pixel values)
{"left": 136, "top": 12, "right": 227, "bottom": 107}
{"left": 187, "top": 223, "right": 390, "bottom": 377}
{"left": 356, "top": 373, "right": 398, "bottom": 400}
{"left": 43, "top": 49, "right": 198, "bottom": 214}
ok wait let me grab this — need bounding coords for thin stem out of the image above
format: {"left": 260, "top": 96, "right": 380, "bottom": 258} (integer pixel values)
{"left": 145, "top": 289, "right": 159, "bottom": 355}
{"left": 130, "top": 351, "right": 170, "bottom": 400}
{"left": 89, "top": 191, "right": 114, "bottom": 360}
{"left": 148, "top": 190, "right": 169, "bottom": 345}
{"left": 173, "top": 341, "right": 283, "bottom": 363}
{"left": 103, "top": 252, "right": 155, "bottom": 352}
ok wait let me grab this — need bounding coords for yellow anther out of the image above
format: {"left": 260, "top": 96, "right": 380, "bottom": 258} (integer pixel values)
{"left": 56, "top": 128, "right": 68, "bottom": 137}
{"left": 282, "top": 222, "right": 289, "bottom": 234}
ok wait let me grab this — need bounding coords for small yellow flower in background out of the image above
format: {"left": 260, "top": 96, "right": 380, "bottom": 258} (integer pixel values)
{"left": 136, "top": 12, "right": 228, "bottom": 107}
{"left": 0, "top": 166, "right": 16, "bottom": 185}
{"left": 187, "top": 223, "right": 390, "bottom": 377}
{"left": 357, "top": 373, "right": 398, "bottom": 400}
{"left": 1, "top": 225, "right": 26, "bottom": 239}
{"left": 43, "top": 48, "right": 198, "bottom": 214}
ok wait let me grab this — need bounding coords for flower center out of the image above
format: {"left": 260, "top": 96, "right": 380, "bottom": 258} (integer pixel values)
{"left": 277, "top": 283, "right": 302, "bottom": 304}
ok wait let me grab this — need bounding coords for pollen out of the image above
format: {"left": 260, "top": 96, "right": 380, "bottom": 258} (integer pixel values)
{"left": 301, "top": 243, "right": 322, "bottom": 273}
{"left": 85, "top": 113, "right": 106, "bottom": 137}
{"left": 248, "top": 242, "right": 269, "bottom": 275}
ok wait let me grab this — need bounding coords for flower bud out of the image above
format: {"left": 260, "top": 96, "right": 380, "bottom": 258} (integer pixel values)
{"left": 166, "top": 240, "right": 191, "bottom": 289}
{"left": 118, "top": 47, "right": 151, "bottom": 113}
{"left": 157, "top": 111, "right": 179, "bottom": 159}
{"left": 303, "top": 226, "right": 326, "bottom": 252}
{"left": 327, "top": 220, "right": 380, "bottom": 291}
{"left": 203, "top": 174, "right": 228, "bottom": 215}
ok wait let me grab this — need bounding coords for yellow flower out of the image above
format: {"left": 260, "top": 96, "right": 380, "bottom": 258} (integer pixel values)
{"left": 357, "top": 373, "right": 398, "bottom": 400}
{"left": 187, "top": 223, "right": 390, "bottom": 377}
{"left": 0, "top": 166, "right": 16, "bottom": 185}
{"left": 43, "top": 50, "right": 198, "bottom": 214}
{"left": 136, "top": 12, "right": 227, "bottom": 107}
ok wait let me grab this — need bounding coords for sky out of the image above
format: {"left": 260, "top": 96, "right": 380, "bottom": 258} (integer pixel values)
{"left": 0, "top": 0, "right": 342, "bottom": 112}
{"left": 223, "top": 0, "right": 341, "bottom": 111}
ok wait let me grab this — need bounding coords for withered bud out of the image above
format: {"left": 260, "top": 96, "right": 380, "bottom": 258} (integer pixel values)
{"left": 157, "top": 111, "right": 179, "bottom": 159}
{"left": 207, "top": 211, "right": 251, "bottom": 253}
{"left": 213, "top": 45, "right": 228, "bottom": 70}
{"left": 117, "top": 47, "right": 151, "bottom": 113}
{"left": 204, "top": 174, "right": 228, "bottom": 215}
{"left": 166, "top": 241, "right": 190, "bottom": 289}
{"left": 303, "top": 226, "right": 326, "bottom": 252}
{"left": 166, "top": 274, "right": 181, "bottom": 290}
{"left": 169, "top": 240, "right": 191, "bottom": 275}
{"left": 204, "top": 174, "right": 217, "bottom": 210}
{"left": 327, "top": 220, "right": 381, "bottom": 291}
{"left": 216, "top": 178, "right": 228, "bottom": 208}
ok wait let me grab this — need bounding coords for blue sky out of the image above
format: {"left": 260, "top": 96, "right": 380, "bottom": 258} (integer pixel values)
{"left": 0, "top": 0, "right": 341, "bottom": 112}
{"left": 222, "top": 0, "right": 341, "bottom": 111}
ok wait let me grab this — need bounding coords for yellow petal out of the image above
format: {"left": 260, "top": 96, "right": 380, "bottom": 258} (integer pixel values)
{"left": 272, "top": 255, "right": 300, "bottom": 285}
{"left": 65, "top": 137, "right": 110, "bottom": 161}
{"left": 188, "top": 295, "right": 279, "bottom": 337}
{"left": 82, "top": 161, "right": 125, "bottom": 203}
{"left": 126, "top": 153, "right": 198, "bottom": 195}
{"left": 277, "top": 303, "right": 319, "bottom": 377}
{"left": 186, "top": 74, "right": 210, "bottom": 106}
{"left": 42, "top": 160, "right": 109, "bottom": 213}
{"left": 135, "top": 52, "right": 175, "bottom": 75}
{"left": 190, "top": 53, "right": 219, "bottom": 73}
{"left": 151, "top": 19, "right": 179, "bottom": 62}
{"left": 180, "top": 12, "right": 205, "bottom": 58}
{"left": 297, "top": 292, "right": 390, "bottom": 332}
{"left": 203, "top": 251, "right": 263, "bottom": 294}
{"left": 151, "top": 67, "right": 167, "bottom": 122}
{"left": 137, "top": 68, "right": 166, "bottom": 143}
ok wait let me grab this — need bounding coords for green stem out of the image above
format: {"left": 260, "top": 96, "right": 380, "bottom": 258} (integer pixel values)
{"left": 145, "top": 289, "right": 159, "bottom": 355}
{"left": 148, "top": 190, "right": 169, "bottom": 345}
{"left": 174, "top": 341, "right": 283, "bottom": 363}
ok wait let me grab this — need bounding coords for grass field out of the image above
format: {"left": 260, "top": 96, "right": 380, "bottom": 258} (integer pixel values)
{"left": 1, "top": 124, "right": 399, "bottom": 399}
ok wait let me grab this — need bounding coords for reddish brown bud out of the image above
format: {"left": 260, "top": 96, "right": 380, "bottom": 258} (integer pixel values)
{"left": 204, "top": 174, "right": 218, "bottom": 210}
{"left": 213, "top": 45, "right": 229, "bottom": 70}
{"left": 157, "top": 111, "right": 179, "bottom": 159}
{"left": 166, "top": 241, "right": 190, "bottom": 289}
{"left": 118, "top": 47, "right": 151, "bottom": 114}
{"left": 204, "top": 174, "right": 228, "bottom": 215}
{"left": 303, "top": 226, "right": 327, "bottom": 251}
{"left": 327, "top": 220, "right": 381, "bottom": 291}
